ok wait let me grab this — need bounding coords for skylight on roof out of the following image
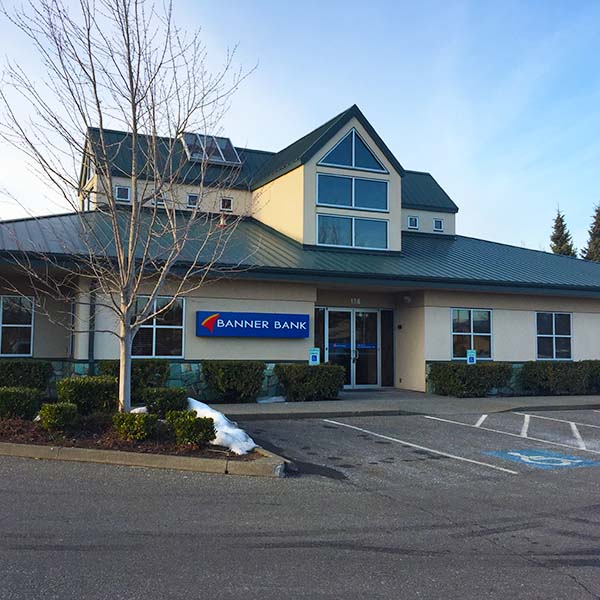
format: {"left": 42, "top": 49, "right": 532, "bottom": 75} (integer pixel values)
{"left": 181, "top": 133, "right": 241, "bottom": 165}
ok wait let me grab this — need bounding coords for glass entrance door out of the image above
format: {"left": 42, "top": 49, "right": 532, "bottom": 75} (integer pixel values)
{"left": 326, "top": 309, "right": 380, "bottom": 388}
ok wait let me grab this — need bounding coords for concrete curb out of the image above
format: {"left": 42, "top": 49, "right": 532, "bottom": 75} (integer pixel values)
{"left": 0, "top": 442, "right": 288, "bottom": 478}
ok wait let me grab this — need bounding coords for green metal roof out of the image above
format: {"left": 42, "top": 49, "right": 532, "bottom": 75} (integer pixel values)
{"left": 402, "top": 170, "right": 459, "bottom": 214}
{"left": 2, "top": 210, "right": 600, "bottom": 296}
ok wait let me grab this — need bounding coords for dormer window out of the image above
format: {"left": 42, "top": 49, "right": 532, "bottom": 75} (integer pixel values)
{"left": 408, "top": 216, "right": 419, "bottom": 230}
{"left": 319, "top": 129, "right": 388, "bottom": 173}
{"left": 433, "top": 218, "right": 444, "bottom": 232}
{"left": 115, "top": 185, "right": 130, "bottom": 203}
{"left": 220, "top": 197, "right": 233, "bottom": 212}
{"left": 187, "top": 193, "right": 199, "bottom": 209}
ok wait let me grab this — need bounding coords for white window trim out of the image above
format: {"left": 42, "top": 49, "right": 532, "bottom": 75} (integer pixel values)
{"left": 0, "top": 295, "right": 34, "bottom": 358}
{"left": 407, "top": 215, "right": 419, "bottom": 230}
{"left": 450, "top": 307, "right": 493, "bottom": 361}
{"left": 133, "top": 296, "right": 185, "bottom": 359}
{"left": 220, "top": 197, "right": 233, "bottom": 212}
{"left": 115, "top": 185, "right": 131, "bottom": 203}
{"left": 535, "top": 312, "right": 573, "bottom": 361}
{"left": 186, "top": 193, "right": 199, "bottom": 209}
{"left": 433, "top": 218, "right": 444, "bottom": 232}
{"left": 316, "top": 173, "right": 389, "bottom": 213}
{"left": 316, "top": 213, "right": 389, "bottom": 251}
{"left": 317, "top": 128, "right": 389, "bottom": 174}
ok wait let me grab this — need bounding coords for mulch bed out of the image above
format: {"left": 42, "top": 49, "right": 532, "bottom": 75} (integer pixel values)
{"left": 0, "top": 419, "right": 257, "bottom": 461}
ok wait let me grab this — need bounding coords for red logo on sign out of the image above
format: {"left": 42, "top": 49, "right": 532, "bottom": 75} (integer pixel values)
{"left": 200, "top": 313, "right": 220, "bottom": 334}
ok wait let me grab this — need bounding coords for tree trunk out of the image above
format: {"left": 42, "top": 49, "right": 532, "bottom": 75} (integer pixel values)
{"left": 118, "top": 322, "right": 133, "bottom": 413}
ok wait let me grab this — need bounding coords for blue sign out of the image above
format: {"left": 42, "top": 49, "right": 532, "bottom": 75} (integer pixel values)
{"left": 485, "top": 449, "right": 600, "bottom": 470}
{"left": 467, "top": 349, "right": 477, "bottom": 365}
{"left": 309, "top": 347, "right": 320, "bottom": 365}
{"left": 196, "top": 311, "right": 310, "bottom": 339}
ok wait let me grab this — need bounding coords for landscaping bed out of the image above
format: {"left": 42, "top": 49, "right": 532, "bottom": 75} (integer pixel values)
{"left": 0, "top": 418, "right": 257, "bottom": 461}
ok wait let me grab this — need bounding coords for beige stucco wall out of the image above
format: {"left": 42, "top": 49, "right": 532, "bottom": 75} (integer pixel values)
{"left": 251, "top": 166, "right": 305, "bottom": 243}
{"left": 401, "top": 209, "right": 456, "bottom": 235}
{"left": 92, "top": 280, "right": 317, "bottom": 361}
{"left": 395, "top": 303, "right": 426, "bottom": 391}
{"left": 316, "top": 288, "right": 396, "bottom": 309}
{"left": 303, "top": 117, "right": 403, "bottom": 251}
{"left": 91, "top": 175, "right": 253, "bottom": 215}
{"left": 423, "top": 290, "right": 600, "bottom": 363}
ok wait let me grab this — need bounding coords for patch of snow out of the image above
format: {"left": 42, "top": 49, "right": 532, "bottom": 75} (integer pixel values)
{"left": 187, "top": 398, "right": 256, "bottom": 455}
{"left": 130, "top": 406, "right": 148, "bottom": 413}
{"left": 256, "top": 395, "right": 286, "bottom": 404}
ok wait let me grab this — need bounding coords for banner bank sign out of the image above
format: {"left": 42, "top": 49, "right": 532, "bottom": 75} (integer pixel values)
{"left": 196, "top": 311, "right": 310, "bottom": 339}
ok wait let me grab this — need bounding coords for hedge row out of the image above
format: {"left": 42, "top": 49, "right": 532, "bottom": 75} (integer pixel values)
{"left": 429, "top": 360, "right": 600, "bottom": 397}
{"left": 274, "top": 364, "right": 345, "bottom": 402}
{"left": 98, "top": 359, "right": 170, "bottom": 404}
{"left": 428, "top": 363, "right": 513, "bottom": 398}
{"left": 201, "top": 360, "right": 265, "bottom": 403}
{"left": 0, "top": 359, "right": 53, "bottom": 391}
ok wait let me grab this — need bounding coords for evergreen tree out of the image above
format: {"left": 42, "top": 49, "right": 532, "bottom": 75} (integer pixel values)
{"left": 550, "top": 209, "right": 577, "bottom": 257}
{"left": 582, "top": 205, "right": 600, "bottom": 261}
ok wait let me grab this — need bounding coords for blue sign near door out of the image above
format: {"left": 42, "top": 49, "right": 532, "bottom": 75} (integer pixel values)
{"left": 196, "top": 311, "right": 310, "bottom": 339}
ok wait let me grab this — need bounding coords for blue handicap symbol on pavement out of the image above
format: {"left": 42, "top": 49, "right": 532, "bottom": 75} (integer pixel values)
{"left": 485, "top": 449, "right": 600, "bottom": 470}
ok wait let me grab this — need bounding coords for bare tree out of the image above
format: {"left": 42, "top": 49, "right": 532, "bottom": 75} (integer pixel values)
{"left": 0, "top": 0, "right": 253, "bottom": 411}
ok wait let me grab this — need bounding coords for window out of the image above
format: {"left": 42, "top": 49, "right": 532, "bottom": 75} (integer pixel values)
{"left": 115, "top": 185, "right": 130, "bottom": 203}
{"left": 220, "top": 197, "right": 233, "bottom": 212}
{"left": 433, "top": 218, "right": 444, "bottom": 232}
{"left": 0, "top": 296, "right": 33, "bottom": 356}
{"left": 317, "top": 214, "right": 388, "bottom": 249}
{"left": 132, "top": 297, "right": 184, "bottom": 357}
{"left": 187, "top": 193, "right": 199, "bottom": 209}
{"left": 319, "top": 128, "right": 387, "bottom": 173}
{"left": 152, "top": 190, "right": 167, "bottom": 207}
{"left": 451, "top": 308, "right": 492, "bottom": 360}
{"left": 536, "top": 312, "right": 572, "bottom": 360}
{"left": 317, "top": 174, "right": 388, "bottom": 211}
{"left": 408, "top": 216, "right": 419, "bottom": 230}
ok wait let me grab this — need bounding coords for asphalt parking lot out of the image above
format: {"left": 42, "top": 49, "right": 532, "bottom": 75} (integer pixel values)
{"left": 3, "top": 409, "right": 600, "bottom": 599}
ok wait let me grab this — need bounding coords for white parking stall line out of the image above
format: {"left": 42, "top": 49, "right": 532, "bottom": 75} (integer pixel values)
{"left": 474, "top": 414, "right": 488, "bottom": 428}
{"left": 570, "top": 423, "right": 587, "bottom": 450}
{"left": 323, "top": 419, "right": 519, "bottom": 475}
{"left": 424, "top": 415, "right": 600, "bottom": 456}
{"left": 521, "top": 414, "right": 530, "bottom": 438}
{"left": 514, "top": 412, "right": 600, "bottom": 431}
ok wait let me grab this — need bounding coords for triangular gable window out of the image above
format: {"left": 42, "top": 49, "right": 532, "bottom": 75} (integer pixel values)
{"left": 319, "top": 129, "right": 387, "bottom": 173}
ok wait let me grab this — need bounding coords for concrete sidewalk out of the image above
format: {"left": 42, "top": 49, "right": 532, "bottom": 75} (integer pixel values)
{"left": 213, "top": 388, "right": 600, "bottom": 421}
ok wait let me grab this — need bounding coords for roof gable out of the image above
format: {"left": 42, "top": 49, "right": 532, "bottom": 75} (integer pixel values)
{"left": 250, "top": 105, "right": 405, "bottom": 189}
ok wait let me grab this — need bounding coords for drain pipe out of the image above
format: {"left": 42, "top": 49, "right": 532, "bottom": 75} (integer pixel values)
{"left": 87, "top": 281, "right": 97, "bottom": 375}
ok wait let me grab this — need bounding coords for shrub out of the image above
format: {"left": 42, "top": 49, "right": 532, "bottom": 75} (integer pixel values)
{"left": 78, "top": 411, "right": 114, "bottom": 434}
{"left": 56, "top": 376, "right": 118, "bottom": 415}
{"left": 39, "top": 402, "right": 78, "bottom": 431}
{"left": 165, "top": 410, "right": 215, "bottom": 446}
{"left": 581, "top": 361, "right": 600, "bottom": 394}
{"left": 0, "top": 359, "right": 53, "bottom": 391}
{"left": 274, "top": 364, "right": 345, "bottom": 402}
{"left": 201, "top": 360, "right": 265, "bottom": 403}
{"left": 428, "top": 362, "right": 513, "bottom": 397}
{"left": 145, "top": 387, "right": 188, "bottom": 418}
{"left": 98, "top": 359, "right": 170, "bottom": 403}
{"left": 517, "top": 362, "right": 587, "bottom": 396}
{"left": 0, "top": 386, "right": 42, "bottom": 420}
{"left": 112, "top": 413, "right": 158, "bottom": 441}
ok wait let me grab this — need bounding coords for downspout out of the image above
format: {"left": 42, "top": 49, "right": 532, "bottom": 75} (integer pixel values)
{"left": 88, "top": 281, "right": 96, "bottom": 375}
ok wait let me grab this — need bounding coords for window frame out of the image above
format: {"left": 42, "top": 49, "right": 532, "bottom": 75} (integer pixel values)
{"left": 132, "top": 296, "right": 185, "bottom": 359}
{"left": 186, "top": 193, "right": 199, "bottom": 209}
{"left": 407, "top": 215, "right": 419, "bottom": 230}
{"left": 433, "top": 218, "right": 444, "bottom": 232}
{"left": 316, "top": 173, "right": 389, "bottom": 213}
{"left": 316, "top": 213, "right": 389, "bottom": 250}
{"left": 114, "top": 185, "right": 131, "bottom": 204}
{"left": 535, "top": 311, "right": 572, "bottom": 361}
{"left": 220, "top": 197, "right": 233, "bottom": 212}
{"left": 450, "top": 307, "right": 493, "bottom": 361}
{"left": 318, "top": 128, "right": 389, "bottom": 174}
{"left": 0, "top": 295, "right": 34, "bottom": 358}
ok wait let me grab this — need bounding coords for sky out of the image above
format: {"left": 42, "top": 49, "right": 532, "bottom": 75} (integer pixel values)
{"left": 1, "top": 0, "right": 600, "bottom": 252}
